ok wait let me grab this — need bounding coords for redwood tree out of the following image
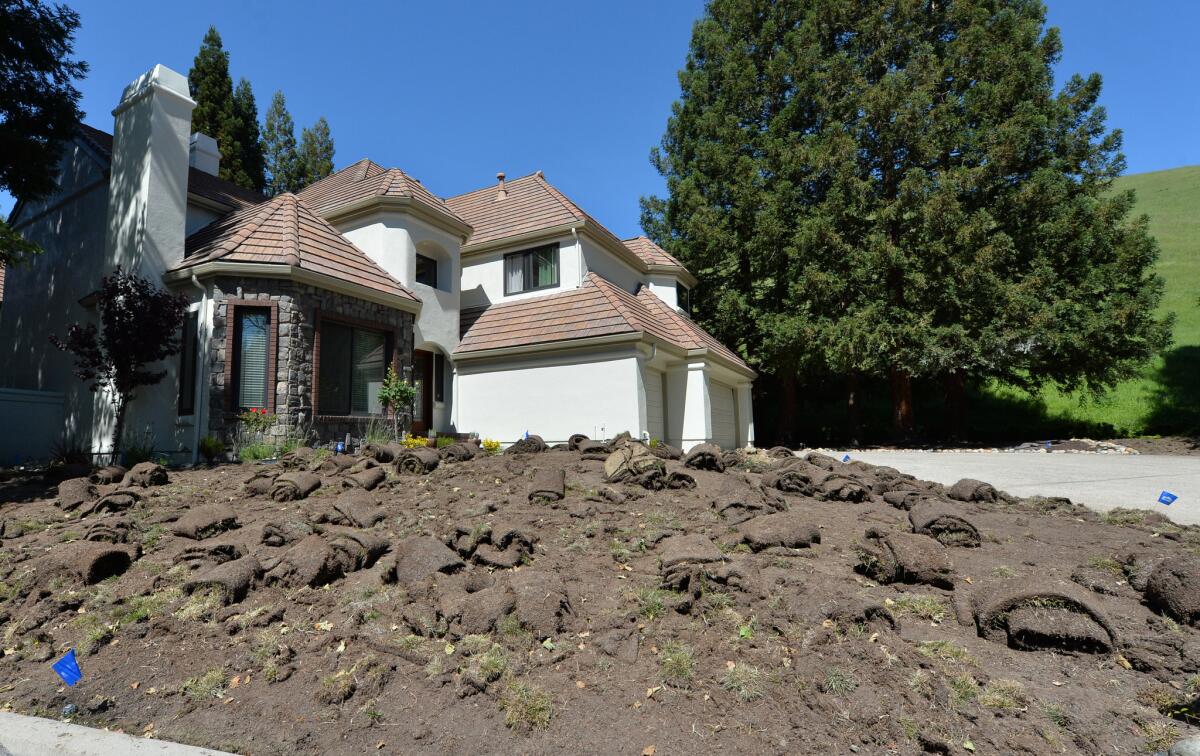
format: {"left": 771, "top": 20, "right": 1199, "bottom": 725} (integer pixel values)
{"left": 642, "top": 0, "right": 1171, "bottom": 441}
{"left": 52, "top": 268, "right": 187, "bottom": 456}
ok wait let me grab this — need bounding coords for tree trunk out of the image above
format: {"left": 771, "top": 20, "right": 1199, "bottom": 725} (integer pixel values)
{"left": 944, "top": 370, "right": 967, "bottom": 442}
{"left": 890, "top": 367, "right": 914, "bottom": 440}
{"left": 847, "top": 369, "right": 862, "bottom": 446}
{"left": 111, "top": 395, "right": 127, "bottom": 461}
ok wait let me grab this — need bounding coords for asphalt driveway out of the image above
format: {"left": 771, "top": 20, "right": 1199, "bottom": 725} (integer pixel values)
{"left": 828, "top": 450, "right": 1200, "bottom": 525}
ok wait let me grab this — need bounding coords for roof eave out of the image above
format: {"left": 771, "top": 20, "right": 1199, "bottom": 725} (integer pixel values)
{"left": 459, "top": 221, "right": 582, "bottom": 258}
{"left": 454, "top": 332, "right": 644, "bottom": 361}
{"left": 685, "top": 347, "right": 757, "bottom": 380}
{"left": 321, "top": 195, "right": 473, "bottom": 240}
{"left": 165, "top": 261, "right": 422, "bottom": 314}
{"left": 645, "top": 263, "right": 699, "bottom": 288}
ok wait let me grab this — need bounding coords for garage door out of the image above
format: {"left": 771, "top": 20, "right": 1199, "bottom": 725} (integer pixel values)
{"left": 710, "top": 380, "right": 737, "bottom": 449}
{"left": 644, "top": 368, "right": 666, "bottom": 443}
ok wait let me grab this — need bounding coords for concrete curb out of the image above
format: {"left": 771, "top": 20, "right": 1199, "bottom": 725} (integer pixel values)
{"left": 0, "top": 712, "right": 234, "bottom": 756}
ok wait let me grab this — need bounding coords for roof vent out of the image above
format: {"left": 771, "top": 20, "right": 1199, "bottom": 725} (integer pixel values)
{"left": 495, "top": 172, "right": 507, "bottom": 201}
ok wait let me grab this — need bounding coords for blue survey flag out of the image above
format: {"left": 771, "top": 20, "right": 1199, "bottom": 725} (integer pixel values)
{"left": 1159, "top": 491, "right": 1179, "bottom": 506}
{"left": 52, "top": 649, "right": 82, "bottom": 686}
{"left": 842, "top": 454, "right": 850, "bottom": 462}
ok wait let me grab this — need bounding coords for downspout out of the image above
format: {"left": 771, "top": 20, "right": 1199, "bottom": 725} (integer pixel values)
{"left": 189, "top": 274, "right": 209, "bottom": 465}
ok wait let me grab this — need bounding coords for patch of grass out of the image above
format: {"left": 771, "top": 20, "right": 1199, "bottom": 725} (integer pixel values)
{"left": 990, "top": 565, "right": 1016, "bottom": 578}
{"left": 722, "top": 663, "right": 765, "bottom": 701}
{"left": 1087, "top": 555, "right": 1125, "bottom": 575}
{"left": 907, "top": 670, "right": 932, "bottom": 695}
{"left": 498, "top": 679, "right": 553, "bottom": 731}
{"left": 478, "top": 644, "right": 509, "bottom": 682}
{"left": 658, "top": 641, "right": 696, "bottom": 687}
{"left": 318, "top": 670, "right": 356, "bottom": 705}
{"left": 115, "top": 587, "right": 182, "bottom": 625}
{"left": 821, "top": 667, "right": 858, "bottom": 696}
{"left": 497, "top": 612, "right": 530, "bottom": 642}
{"left": 72, "top": 613, "right": 114, "bottom": 656}
{"left": 948, "top": 673, "right": 979, "bottom": 706}
{"left": 704, "top": 590, "right": 734, "bottom": 611}
{"left": 608, "top": 540, "right": 633, "bottom": 563}
{"left": 980, "top": 679, "right": 1028, "bottom": 711}
{"left": 181, "top": 668, "right": 226, "bottom": 701}
{"left": 917, "top": 640, "right": 974, "bottom": 665}
{"left": 1103, "top": 508, "right": 1148, "bottom": 527}
{"left": 238, "top": 442, "right": 276, "bottom": 462}
{"left": 1140, "top": 720, "right": 1181, "bottom": 752}
{"left": 1042, "top": 702, "right": 1070, "bottom": 728}
{"left": 174, "top": 587, "right": 222, "bottom": 622}
{"left": 889, "top": 594, "right": 949, "bottom": 623}
{"left": 633, "top": 586, "right": 676, "bottom": 621}
{"left": 141, "top": 524, "right": 166, "bottom": 551}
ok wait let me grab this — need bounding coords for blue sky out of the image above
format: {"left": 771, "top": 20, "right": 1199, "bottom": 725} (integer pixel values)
{"left": 4, "top": 0, "right": 1198, "bottom": 236}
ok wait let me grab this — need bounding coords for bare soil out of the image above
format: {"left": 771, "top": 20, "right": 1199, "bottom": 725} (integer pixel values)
{"left": 2, "top": 445, "right": 1200, "bottom": 755}
{"left": 1112, "top": 437, "right": 1200, "bottom": 457}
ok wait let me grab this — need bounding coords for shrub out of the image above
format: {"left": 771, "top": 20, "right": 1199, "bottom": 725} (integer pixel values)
{"left": 198, "top": 435, "right": 225, "bottom": 463}
{"left": 239, "top": 408, "right": 275, "bottom": 435}
{"left": 377, "top": 367, "right": 416, "bottom": 438}
{"left": 238, "top": 442, "right": 275, "bottom": 462}
{"left": 401, "top": 435, "right": 430, "bottom": 449}
{"left": 436, "top": 435, "right": 455, "bottom": 448}
{"left": 481, "top": 438, "right": 502, "bottom": 455}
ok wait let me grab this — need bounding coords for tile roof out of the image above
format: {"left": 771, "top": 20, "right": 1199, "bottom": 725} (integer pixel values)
{"left": 445, "top": 172, "right": 627, "bottom": 252}
{"left": 456, "top": 272, "right": 750, "bottom": 373}
{"left": 296, "top": 158, "right": 468, "bottom": 228}
{"left": 77, "top": 124, "right": 264, "bottom": 209}
{"left": 174, "top": 193, "right": 418, "bottom": 302}
{"left": 622, "top": 236, "right": 687, "bottom": 269}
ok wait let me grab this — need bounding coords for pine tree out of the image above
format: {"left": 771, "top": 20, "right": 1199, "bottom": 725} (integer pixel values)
{"left": 0, "top": 0, "right": 87, "bottom": 267}
{"left": 262, "top": 90, "right": 300, "bottom": 196}
{"left": 642, "top": 0, "right": 1172, "bottom": 442}
{"left": 188, "top": 28, "right": 238, "bottom": 177}
{"left": 297, "top": 117, "right": 335, "bottom": 189}
{"left": 231, "top": 78, "right": 265, "bottom": 194}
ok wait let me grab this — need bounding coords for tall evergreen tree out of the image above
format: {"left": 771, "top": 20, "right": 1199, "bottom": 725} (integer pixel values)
{"left": 642, "top": 0, "right": 1172, "bottom": 441}
{"left": 262, "top": 90, "right": 300, "bottom": 196}
{"left": 0, "top": 0, "right": 88, "bottom": 267}
{"left": 297, "top": 117, "right": 335, "bottom": 189}
{"left": 230, "top": 78, "right": 265, "bottom": 194}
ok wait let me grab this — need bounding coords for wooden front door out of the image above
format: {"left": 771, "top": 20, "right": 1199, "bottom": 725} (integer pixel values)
{"left": 411, "top": 350, "right": 434, "bottom": 436}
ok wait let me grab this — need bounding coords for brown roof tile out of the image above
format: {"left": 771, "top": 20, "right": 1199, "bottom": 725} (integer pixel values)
{"left": 78, "top": 124, "right": 264, "bottom": 209}
{"left": 174, "top": 193, "right": 418, "bottom": 302}
{"left": 622, "top": 236, "right": 687, "bottom": 269}
{"left": 445, "top": 172, "right": 628, "bottom": 252}
{"left": 296, "top": 158, "right": 468, "bottom": 228}
{"left": 456, "top": 272, "right": 750, "bottom": 373}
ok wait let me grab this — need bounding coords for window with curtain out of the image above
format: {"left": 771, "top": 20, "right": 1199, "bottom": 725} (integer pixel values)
{"left": 317, "top": 320, "right": 391, "bottom": 416}
{"left": 178, "top": 310, "right": 199, "bottom": 415}
{"left": 503, "top": 243, "right": 559, "bottom": 295}
{"left": 235, "top": 309, "right": 270, "bottom": 410}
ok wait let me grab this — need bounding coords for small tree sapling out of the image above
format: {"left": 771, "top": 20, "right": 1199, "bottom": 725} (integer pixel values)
{"left": 52, "top": 267, "right": 188, "bottom": 456}
{"left": 377, "top": 366, "right": 417, "bottom": 440}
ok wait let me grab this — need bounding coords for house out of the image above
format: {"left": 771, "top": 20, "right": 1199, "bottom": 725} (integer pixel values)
{"left": 0, "top": 63, "right": 754, "bottom": 463}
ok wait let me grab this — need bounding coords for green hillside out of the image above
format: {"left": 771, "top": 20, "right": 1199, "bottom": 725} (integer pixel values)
{"left": 989, "top": 164, "right": 1200, "bottom": 436}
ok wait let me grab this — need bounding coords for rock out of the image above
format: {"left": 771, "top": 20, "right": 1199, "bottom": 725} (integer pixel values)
{"left": 1169, "top": 737, "right": 1200, "bottom": 756}
{"left": 658, "top": 534, "right": 723, "bottom": 568}
{"left": 738, "top": 512, "right": 821, "bottom": 551}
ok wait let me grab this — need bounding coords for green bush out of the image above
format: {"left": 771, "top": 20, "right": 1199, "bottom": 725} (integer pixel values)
{"left": 436, "top": 436, "right": 455, "bottom": 449}
{"left": 198, "top": 435, "right": 225, "bottom": 463}
{"left": 238, "top": 443, "right": 275, "bottom": 462}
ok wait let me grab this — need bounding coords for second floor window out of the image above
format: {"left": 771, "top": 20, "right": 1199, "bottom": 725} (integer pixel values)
{"left": 504, "top": 243, "right": 559, "bottom": 295}
{"left": 677, "top": 283, "right": 692, "bottom": 315}
{"left": 415, "top": 253, "right": 438, "bottom": 288}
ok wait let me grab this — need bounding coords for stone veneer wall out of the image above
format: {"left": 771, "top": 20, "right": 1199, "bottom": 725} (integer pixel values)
{"left": 207, "top": 276, "right": 414, "bottom": 445}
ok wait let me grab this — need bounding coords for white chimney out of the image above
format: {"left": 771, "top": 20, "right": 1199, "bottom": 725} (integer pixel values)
{"left": 104, "top": 64, "right": 196, "bottom": 277}
{"left": 189, "top": 133, "right": 220, "bottom": 176}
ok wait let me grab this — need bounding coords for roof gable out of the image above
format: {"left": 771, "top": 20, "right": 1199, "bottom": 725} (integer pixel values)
{"left": 622, "top": 236, "right": 687, "bottom": 270}
{"left": 176, "top": 193, "right": 418, "bottom": 302}
{"left": 296, "top": 158, "right": 468, "bottom": 230}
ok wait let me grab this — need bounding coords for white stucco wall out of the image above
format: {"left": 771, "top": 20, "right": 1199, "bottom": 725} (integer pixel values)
{"left": 455, "top": 349, "right": 641, "bottom": 444}
{"left": 185, "top": 203, "right": 222, "bottom": 235}
{"left": 459, "top": 233, "right": 584, "bottom": 309}
{"left": 665, "top": 361, "right": 711, "bottom": 450}
{"left": 579, "top": 235, "right": 642, "bottom": 294}
{"left": 646, "top": 274, "right": 683, "bottom": 311}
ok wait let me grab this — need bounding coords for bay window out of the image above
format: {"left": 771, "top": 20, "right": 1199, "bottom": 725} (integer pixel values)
{"left": 234, "top": 308, "right": 270, "bottom": 410}
{"left": 317, "top": 319, "right": 392, "bottom": 416}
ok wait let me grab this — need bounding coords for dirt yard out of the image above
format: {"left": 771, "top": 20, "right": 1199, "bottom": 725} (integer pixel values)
{"left": 2, "top": 439, "right": 1200, "bottom": 755}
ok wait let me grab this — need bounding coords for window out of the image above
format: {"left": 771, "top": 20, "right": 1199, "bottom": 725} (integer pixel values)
{"left": 434, "top": 353, "right": 445, "bottom": 403}
{"left": 503, "top": 243, "right": 559, "bottom": 295}
{"left": 317, "top": 320, "right": 391, "bottom": 416}
{"left": 415, "top": 253, "right": 438, "bottom": 288}
{"left": 234, "top": 308, "right": 270, "bottom": 410}
{"left": 676, "top": 283, "right": 692, "bottom": 315}
{"left": 178, "top": 311, "right": 199, "bottom": 415}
